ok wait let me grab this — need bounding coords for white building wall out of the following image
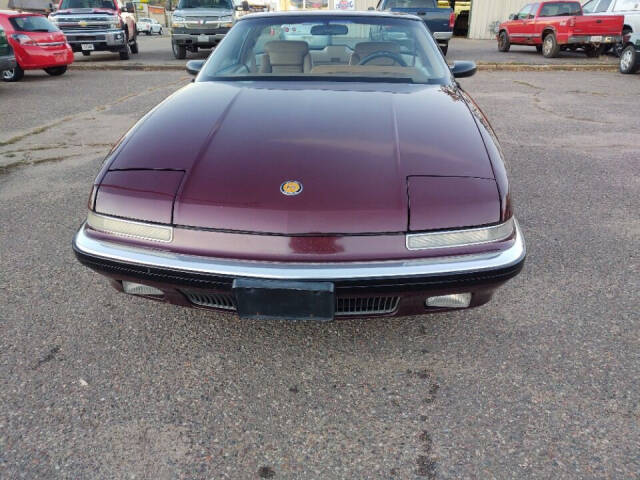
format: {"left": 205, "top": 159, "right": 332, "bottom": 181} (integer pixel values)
{"left": 468, "top": 0, "right": 524, "bottom": 39}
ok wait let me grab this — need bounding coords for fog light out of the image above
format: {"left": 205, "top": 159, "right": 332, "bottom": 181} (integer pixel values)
{"left": 426, "top": 293, "right": 472, "bottom": 308}
{"left": 122, "top": 281, "right": 163, "bottom": 296}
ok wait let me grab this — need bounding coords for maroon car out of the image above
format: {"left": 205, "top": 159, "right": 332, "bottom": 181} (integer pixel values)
{"left": 73, "top": 11, "right": 526, "bottom": 321}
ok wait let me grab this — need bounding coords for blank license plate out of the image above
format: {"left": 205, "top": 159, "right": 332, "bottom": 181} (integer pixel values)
{"left": 591, "top": 36, "right": 602, "bottom": 42}
{"left": 233, "top": 278, "right": 335, "bottom": 321}
{"left": 81, "top": 43, "right": 94, "bottom": 51}
{"left": 198, "top": 34, "right": 209, "bottom": 43}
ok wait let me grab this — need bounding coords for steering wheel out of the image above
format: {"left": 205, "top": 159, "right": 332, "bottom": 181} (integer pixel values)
{"left": 358, "top": 51, "right": 407, "bottom": 67}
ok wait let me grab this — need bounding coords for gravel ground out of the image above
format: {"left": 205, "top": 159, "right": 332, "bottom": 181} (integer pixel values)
{"left": 0, "top": 69, "right": 638, "bottom": 479}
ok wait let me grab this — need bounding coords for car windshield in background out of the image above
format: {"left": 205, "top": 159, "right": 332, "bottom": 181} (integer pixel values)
{"left": 59, "top": 0, "right": 114, "bottom": 8}
{"left": 538, "top": 2, "right": 582, "bottom": 17}
{"left": 201, "top": 16, "right": 449, "bottom": 84}
{"left": 383, "top": 0, "right": 436, "bottom": 9}
{"left": 177, "top": 0, "right": 233, "bottom": 8}
{"left": 10, "top": 15, "right": 58, "bottom": 32}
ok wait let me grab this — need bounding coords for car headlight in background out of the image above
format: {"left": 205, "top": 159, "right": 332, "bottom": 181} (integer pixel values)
{"left": 406, "top": 217, "right": 515, "bottom": 250}
{"left": 172, "top": 15, "right": 186, "bottom": 27}
{"left": 86, "top": 211, "right": 173, "bottom": 243}
{"left": 219, "top": 15, "right": 233, "bottom": 27}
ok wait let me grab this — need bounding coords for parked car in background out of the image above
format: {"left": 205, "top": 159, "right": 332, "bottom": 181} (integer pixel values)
{"left": 619, "top": 31, "right": 640, "bottom": 72}
{"left": 583, "top": 0, "right": 640, "bottom": 55}
{"left": 136, "top": 17, "right": 163, "bottom": 35}
{"left": 376, "top": 0, "right": 455, "bottom": 54}
{"left": 0, "top": 23, "right": 17, "bottom": 73}
{"left": 498, "top": 1, "right": 624, "bottom": 57}
{"left": 49, "top": 0, "right": 138, "bottom": 60}
{"left": 170, "top": 0, "right": 237, "bottom": 59}
{"left": 0, "top": 11, "right": 73, "bottom": 82}
{"left": 73, "top": 12, "right": 525, "bottom": 321}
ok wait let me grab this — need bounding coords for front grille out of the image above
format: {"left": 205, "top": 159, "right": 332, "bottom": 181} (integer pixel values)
{"left": 184, "top": 291, "right": 235, "bottom": 310}
{"left": 182, "top": 290, "right": 400, "bottom": 316}
{"left": 60, "top": 24, "right": 111, "bottom": 31}
{"left": 336, "top": 296, "right": 400, "bottom": 316}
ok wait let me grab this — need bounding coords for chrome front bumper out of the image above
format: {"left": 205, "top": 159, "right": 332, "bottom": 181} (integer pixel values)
{"left": 62, "top": 29, "right": 126, "bottom": 46}
{"left": 72, "top": 219, "right": 525, "bottom": 282}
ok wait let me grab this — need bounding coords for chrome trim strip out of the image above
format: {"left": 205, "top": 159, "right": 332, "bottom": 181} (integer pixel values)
{"left": 73, "top": 219, "right": 525, "bottom": 281}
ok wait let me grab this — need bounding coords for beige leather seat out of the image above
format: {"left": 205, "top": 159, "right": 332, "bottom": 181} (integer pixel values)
{"left": 260, "top": 41, "right": 312, "bottom": 74}
{"left": 349, "top": 42, "right": 401, "bottom": 66}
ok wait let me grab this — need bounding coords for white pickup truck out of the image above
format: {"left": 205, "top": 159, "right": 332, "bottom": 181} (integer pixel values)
{"left": 583, "top": 0, "right": 640, "bottom": 54}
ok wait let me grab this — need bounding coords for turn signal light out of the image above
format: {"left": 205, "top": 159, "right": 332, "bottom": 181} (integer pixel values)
{"left": 426, "top": 293, "right": 471, "bottom": 308}
{"left": 122, "top": 281, "right": 163, "bottom": 296}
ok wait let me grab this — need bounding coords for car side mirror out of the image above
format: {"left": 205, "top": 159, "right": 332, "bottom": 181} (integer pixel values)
{"left": 241, "top": 0, "right": 250, "bottom": 10}
{"left": 186, "top": 59, "right": 205, "bottom": 76}
{"left": 450, "top": 60, "right": 477, "bottom": 78}
{"left": 508, "top": 13, "right": 516, "bottom": 20}
{"left": 125, "top": 2, "right": 135, "bottom": 12}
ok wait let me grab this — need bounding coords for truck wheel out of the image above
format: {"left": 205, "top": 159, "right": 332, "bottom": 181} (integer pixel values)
{"left": 620, "top": 45, "right": 640, "bottom": 74}
{"left": 119, "top": 43, "right": 131, "bottom": 60}
{"left": 172, "top": 41, "right": 187, "bottom": 59}
{"left": 542, "top": 33, "right": 560, "bottom": 58}
{"left": 498, "top": 31, "right": 510, "bottom": 52}
{"left": 2, "top": 65, "right": 24, "bottom": 82}
{"left": 145, "top": 31, "right": 150, "bottom": 35}
{"left": 440, "top": 43, "right": 448, "bottom": 56}
{"left": 44, "top": 66, "right": 67, "bottom": 76}
{"left": 130, "top": 39, "right": 139, "bottom": 54}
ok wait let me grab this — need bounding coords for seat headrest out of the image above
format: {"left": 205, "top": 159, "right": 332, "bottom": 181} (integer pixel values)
{"left": 264, "top": 41, "right": 310, "bottom": 65}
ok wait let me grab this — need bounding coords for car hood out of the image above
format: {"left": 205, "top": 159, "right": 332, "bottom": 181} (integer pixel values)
{"left": 109, "top": 82, "right": 496, "bottom": 234}
{"left": 52, "top": 8, "right": 117, "bottom": 15}
{"left": 173, "top": 8, "right": 233, "bottom": 17}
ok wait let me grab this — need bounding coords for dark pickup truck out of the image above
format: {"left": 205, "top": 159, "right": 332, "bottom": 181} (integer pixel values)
{"left": 375, "top": 0, "right": 455, "bottom": 54}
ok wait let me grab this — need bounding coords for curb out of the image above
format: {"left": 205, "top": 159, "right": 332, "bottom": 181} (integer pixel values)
{"left": 69, "top": 62, "right": 619, "bottom": 72}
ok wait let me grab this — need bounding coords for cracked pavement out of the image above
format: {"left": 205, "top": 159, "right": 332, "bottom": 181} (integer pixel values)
{"left": 0, "top": 69, "right": 638, "bottom": 479}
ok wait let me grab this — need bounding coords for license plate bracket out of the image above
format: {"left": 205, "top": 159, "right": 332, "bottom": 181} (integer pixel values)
{"left": 233, "top": 278, "right": 335, "bottom": 321}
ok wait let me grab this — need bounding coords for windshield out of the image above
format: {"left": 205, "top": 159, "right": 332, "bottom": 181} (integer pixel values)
{"left": 383, "top": 0, "right": 436, "bottom": 9}
{"left": 10, "top": 15, "right": 59, "bottom": 32}
{"left": 176, "top": 0, "right": 233, "bottom": 9}
{"left": 59, "top": 0, "right": 115, "bottom": 9}
{"left": 200, "top": 16, "right": 450, "bottom": 84}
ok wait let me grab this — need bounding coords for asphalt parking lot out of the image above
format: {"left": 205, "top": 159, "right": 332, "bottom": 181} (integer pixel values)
{"left": 1, "top": 66, "right": 639, "bottom": 479}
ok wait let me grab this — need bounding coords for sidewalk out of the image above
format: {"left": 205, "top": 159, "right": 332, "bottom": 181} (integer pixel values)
{"left": 69, "top": 35, "right": 620, "bottom": 72}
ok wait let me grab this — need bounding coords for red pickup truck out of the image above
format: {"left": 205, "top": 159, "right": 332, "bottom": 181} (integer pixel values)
{"left": 498, "top": 1, "right": 624, "bottom": 58}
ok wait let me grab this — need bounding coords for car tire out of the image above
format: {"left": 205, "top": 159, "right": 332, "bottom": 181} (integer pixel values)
{"left": 145, "top": 31, "right": 150, "bottom": 35}
{"left": 172, "top": 41, "right": 187, "bottom": 59}
{"left": 159, "top": 28, "right": 163, "bottom": 35}
{"left": 119, "top": 43, "right": 131, "bottom": 60}
{"left": 44, "top": 66, "right": 67, "bottom": 76}
{"left": 536, "top": 45, "right": 542, "bottom": 53}
{"left": 440, "top": 43, "right": 448, "bottom": 56}
{"left": 620, "top": 45, "right": 640, "bottom": 74}
{"left": 2, "top": 64, "right": 24, "bottom": 82}
{"left": 130, "top": 39, "right": 139, "bottom": 54}
{"left": 498, "top": 31, "right": 510, "bottom": 52}
{"left": 542, "top": 33, "right": 560, "bottom": 58}
{"left": 82, "top": 51, "right": 91, "bottom": 56}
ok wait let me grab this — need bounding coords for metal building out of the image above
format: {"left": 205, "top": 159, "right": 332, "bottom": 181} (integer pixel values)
{"left": 467, "top": 0, "right": 525, "bottom": 39}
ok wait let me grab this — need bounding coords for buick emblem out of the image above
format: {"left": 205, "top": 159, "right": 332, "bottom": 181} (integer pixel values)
{"left": 280, "top": 180, "right": 302, "bottom": 196}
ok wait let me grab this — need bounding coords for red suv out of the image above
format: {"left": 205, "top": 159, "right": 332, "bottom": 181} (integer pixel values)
{"left": 0, "top": 10, "right": 73, "bottom": 82}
